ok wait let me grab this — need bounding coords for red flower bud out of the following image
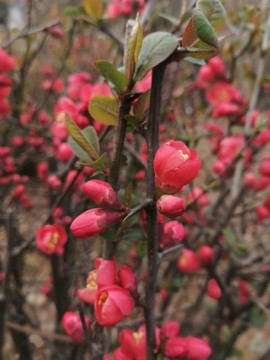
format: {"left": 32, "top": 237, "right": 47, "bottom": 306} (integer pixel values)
{"left": 94, "top": 285, "right": 133, "bottom": 326}
{"left": 96, "top": 259, "right": 117, "bottom": 289}
{"left": 159, "top": 221, "right": 184, "bottom": 248}
{"left": 70, "top": 208, "right": 122, "bottom": 238}
{"left": 12, "top": 184, "right": 25, "bottom": 198}
{"left": 154, "top": 140, "right": 201, "bottom": 195}
{"left": 156, "top": 195, "right": 186, "bottom": 218}
{"left": 82, "top": 180, "right": 123, "bottom": 210}
{"left": 209, "top": 57, "right": 225, "bottom": 76}
{"left": 185, "top": 337, "right": 212, "bottom": 360}
{"left": 198, "top": 245, "right": 214, "bottom": 264}
{"left": 177, "top": 249, "right": 200, "bottom": 272}
{"left": 62, "top": 311, "right": 91, "bottom": 342}
{"left": 207, "top": 279, "right": 221, "bottom": 299}
{"left": 161, "top": 321, "right": 180, "bottom": 340}
{"left": 118, "top": 265, "right": 137, "bottom": 293}
{"left": 259, "top": 160, "right": 270, "bottom": 177}
{"left": 163, "top": 337, "right": 188, "bottom": 358}
{"left": 256, "top": 205, "right": 270, "bottom": 222}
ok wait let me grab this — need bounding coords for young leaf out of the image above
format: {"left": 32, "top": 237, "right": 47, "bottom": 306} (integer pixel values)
{"left": 125, "top": 14, "right": 143, "bottom": 82}
{"left": 133, "top": 89, "right": 151, "bottom": 119}
{"left": 83, "top": 0, "right": 103, "bottom": 21}
{"left": 79, "top": 152, "right": 107, "bottom": 170}
{"left": 182, "top": 17, "right": 197, "bottom": 48}
{"left": 89, "top": 95, "right": 119, "bottom": 126}
{"left": 94, "top": 60, "right": 128, "bottom": 93}
{"left": 68, "top": 137, "right": 92, "bottom": 162}
{"left": 134, "top": 32, "right": 178, "bottom": 81}
{"left": 197, "top": 0, "right": 226, "bottom": 31}
{"left": 83, "top": 126, "right": 100, "bottom": 156}
{"left": 193, "top": 9, "right": 219, "bottom": 49}
{"left": 66, "top": 115, "right": 99, "bottom": 160}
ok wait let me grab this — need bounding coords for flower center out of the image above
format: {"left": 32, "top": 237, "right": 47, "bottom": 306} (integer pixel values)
{"left": 98, "top": 291, "right": 108, "bottom": 307}
{"left": 56, "top": 111, "right": 65, "bottom": 126}
{"left": 86, "top": 271, "right": 98, "bottom": 290}
{"left": 47, "top": 232, "right": 59, "bottom": 250}
{"left": 179, "top": 149, "right": 189, "bottom": 161}
{"left": 133, "top": 331, "right": 143, "bottom": 344}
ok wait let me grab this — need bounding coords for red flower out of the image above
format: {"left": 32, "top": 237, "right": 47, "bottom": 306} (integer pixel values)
{"left": 70, "top": 208, "right": 122, "bottom": 238}
{"left": 185, "top": 337, "right": 212, "bottom": 360}
{"left": 154, "top": 140, "right": 201, "bottom": 195}
{"left": 94, "top": 285, "right": 133, "bottom": 326}
{"left": 36, "top": 224, "right": 67, "bottom": 255}
{"left": 163, "top": 337, "right": 188, "bottom": 358}
{"left": 77, "top": 270, "right": 98, "bottom": 304}
{"left": 161, "top": 321, "right": 180, "bottom": 340}
{"left": 82, "top": 180, "right": 123, "bottom": 210}
{"left": 159, "top": 221, "right": 185, "bottom": 248}
{"left": 0, "top": 48, "right": 16, "bottom": 73}
{"left": 62, "top": 311, "right": 91, "bottom": 342}
{"left": 198, "top": 245, "right": 214, "bottom": 264}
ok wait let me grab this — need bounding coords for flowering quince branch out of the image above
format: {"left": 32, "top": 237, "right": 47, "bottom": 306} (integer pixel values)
{"left": 122, "top": 198, "right": 152, "bottom": 223}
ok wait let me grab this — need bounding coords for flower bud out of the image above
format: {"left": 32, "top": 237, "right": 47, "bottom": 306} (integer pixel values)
{"left": 156, "top": 195, "right": 186, "bottom": 218}
{"left": 159, "top": 221, "right": 184, "bottom": 248}
{"left": 161, "top": 321, "right": 180, "bottom": 340}
{"left": 70, "top": 208, "right": 122, "bottom": 238}
{"left": 62, "top": 311, "right": 91, "bottom": 342}
{"left": 207, "top": 279, "right": 221, "bottom": 299}
{"left": 82, "top": 180, "right": 123, "bottom": 210}
{"left": 177, "top": 249, "right": 200, "bottom": 272}
{"left": 198, "top": 245, "right": 214, "bottom": 264}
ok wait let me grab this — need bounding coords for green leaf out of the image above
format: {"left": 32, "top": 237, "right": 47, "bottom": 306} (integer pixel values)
{"left": 122, "top": 229, "right": 146, "bottom": 241}
{"left": 83, "top": 0, "right": 103, "bottom": 21}
{"left": 134, "top": 32, "right": 178, "bottom": 81}
{"left": 184, "top": 57, "right": 206, "bottom": 65}
{"left": 222, "top": 228, "right": 235, "bottom": 245}
{"left": 83, "top": 126, "right": 100, "bottom": 155}
{"left": 79, "top": 152, "right": 107, "bottom": 170}
{"left": 134, "top": 89, "right": 151, "bottom": 119}
{"left": 64, "top": 5, "right": 85, "bottom": 17}
{"left": 95, "top": 60, "right": 128, "bottom": 93}
{"left": 125, "top": 14, "right": 143, "bottom": 82}
{"left": 66, "top": 115, "right": 99, "bottom": 160}
{"left": 158, "top": 13, "right": 178, "bottom": 25}
{"left": 193, "top": 9, "right": 219, "bottom": 49}
{"left": 68, "top": 137, "right": 91, "bottom": 162}
{"left": 197, "top": 0, "right": 226, "bottom": 32}
{"left": 250, "top": 312, "right": 265, "bottom": 328}
{"left": 89, "top": 95, "right": 119, "bottom": 126}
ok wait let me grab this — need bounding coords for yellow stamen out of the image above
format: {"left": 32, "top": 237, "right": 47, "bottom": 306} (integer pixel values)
{"left": 133, "top": 331, "right": 143, "bottom": 344}
{"left": 179, "top": 149, "right": 189, "bottom": 161}
{"left": 47, "top": 232, "right": 59, "bottom": 250}
{"left": 98, "top": 291, "right": 108, "bottom": 307}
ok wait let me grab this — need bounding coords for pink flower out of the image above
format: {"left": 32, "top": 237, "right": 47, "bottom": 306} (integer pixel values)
{"left": 36, "top": 224, "right": 67, "bottom": 255}
{"left": 70, "top": 208, "right": 122, "bottom": 239}
{"left": 161, "top": 321, "right": 180, "bottom": 340}
{"left": 163, "top": 337, "right": 188, "bottom": 358}
{"left": 198, "top": 65, "right": 215, "bottom": 84}
{"left": 206, "top": 81, "right": 242, "bottom": 105}
{"left": 156, "top": 195, "right": 186, "bottom": 218}
{"left": 56, "top": 143, "right": 74, "bottom": 162}
{"left": 82, "top": 180, "right": 123, "bottom": 210}
{"left": 185, "top": 337, "right": 212, "bottom": 360}
{"left": 207, "top": 279, "right": 221, "bottom": 299}
{"left": 94, "top": 285, "right": 133, "bottom": 326}
{"left": 154, "top": 140, "right": 201, "bottom": 195}
{"left": 209, "top": 57, "right": 225, "bottom": 76}
{"left": 62, "top": 311, "right": 91, "bottom": 342}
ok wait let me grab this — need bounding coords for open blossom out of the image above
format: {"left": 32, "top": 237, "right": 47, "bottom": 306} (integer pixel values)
{"left": 77, "top": 270, "right": 98, "bottom": 304}
{"left": 62, "top": 311, "right": 91, "bottom": 342}
{"left": 70, "top": 208, "right": 122, "bottom": 238}
{"left": 36, "top": 224, "right": 67, "bottom": 255}
{"left": 154, "top": 140, "right": 201, "bottom": 195}
{"left": 94, "top": 285, "right": 133, "bottom": 326}
{"left": 159, "top": 221, "right": 185, "bottom": 248}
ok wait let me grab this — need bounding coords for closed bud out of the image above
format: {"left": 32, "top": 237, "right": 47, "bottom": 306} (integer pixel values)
{"left": 82, "top": 180, "right": 123, "bottom": 210}
{"left": 207, "top": 279, "right": 221, "bottom": 299}
{"left": 62, "top": 311, "right": 91, "bottom": 342}
{"left": 198, "top": 245, "right": 214, "bottom": 264}
{"left": 161, "top": 321, "right": 180, "bottom": 340}
{"left": 156, "top": 195, "right": 186, "bottom": 218}
{"left": 70, "top": 208, "right": 122, "bottom": 238}
{"left": 177, "top": 249, "right": 200, "bottom": 273}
